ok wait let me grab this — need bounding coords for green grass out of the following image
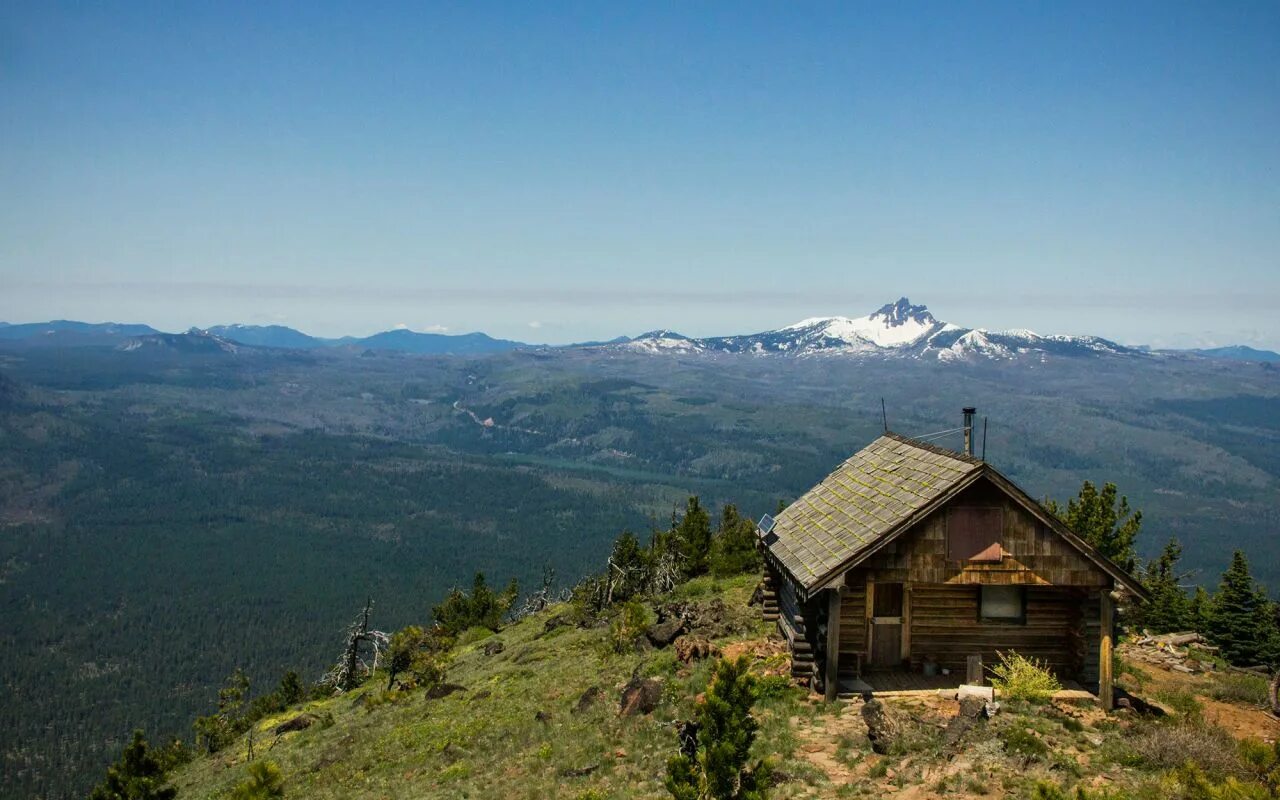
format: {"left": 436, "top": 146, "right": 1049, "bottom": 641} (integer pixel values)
{"left": 169, "top": 578, "right": 795, "bottom": 800}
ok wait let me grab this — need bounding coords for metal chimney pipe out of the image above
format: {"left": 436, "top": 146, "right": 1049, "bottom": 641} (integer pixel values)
{"left": 962, "top": 407, "right": 977, "bottom": 456}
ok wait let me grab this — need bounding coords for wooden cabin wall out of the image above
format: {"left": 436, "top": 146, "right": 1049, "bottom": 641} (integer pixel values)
{"left": 909, "top": 585, "right": 1086, "bottom": 676}
{"left": 1080, "top": 590, "right": 1102, "bottom": 692}
{"left": 858, "top": 478, "right": 1110, "bottom": 587}
{"left": 837, "top": 576, "right": 867, "bottom": 677}
{"left": 777, "top": 577, "right": 817, "bottom": 680}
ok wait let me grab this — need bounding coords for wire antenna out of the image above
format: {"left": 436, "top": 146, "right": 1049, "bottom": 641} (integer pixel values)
{"left": 880, "top": 398, "right": 888, "bottom": 432}
{"left": 981, "top": 417, "right": 989, "bottom": 461}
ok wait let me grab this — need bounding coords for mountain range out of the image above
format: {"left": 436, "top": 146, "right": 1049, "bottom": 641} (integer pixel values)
{"left": 1, "top": 299, "right": 1276, "bottom": 362}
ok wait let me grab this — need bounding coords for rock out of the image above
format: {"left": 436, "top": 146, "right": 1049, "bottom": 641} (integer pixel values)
{"left": 619, "top": 676, "right": 663, "bottom": 716}
{"left": 674, "top": 635, "right": 718, "bottom": 664}
{"left": 957, "top": 684, "right": 995, "bottom": 702}
{"left": 425, "top": 682, "right": 466, "bottom": 700}
{"left": 534, "top": 710, "right": 552, "bottom": 723}
{"left": 272, "top": 713, "right": 317, "bottom": 735}
{"left": 861, "top": 698, "right": 904, "bottom": 755}
{"left": 646, "top": 618, "right": 686, "bottom": 648}
{"left": 543, "top": 615, "right": 568, "bottom": 635}
{"left": 942, "top": 696, "right": 987, "bottom": 746}
{"left": 574, "top": 686, "right": 604, "bottom": 714}
{"left": 483, "top": 640, "right": 505, "bottom": 656}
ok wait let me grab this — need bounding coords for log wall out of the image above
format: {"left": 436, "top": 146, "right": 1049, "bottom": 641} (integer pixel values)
{"left": 907, "top": 584, "right": 1086, "bottom": 676}
{"left": 778, "top": 577, "right": 817, "bottom": 681}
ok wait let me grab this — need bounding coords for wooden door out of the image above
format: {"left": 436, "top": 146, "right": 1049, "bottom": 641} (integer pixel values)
{"left": 870, "top": 582, "right": 904, "bottom": 668}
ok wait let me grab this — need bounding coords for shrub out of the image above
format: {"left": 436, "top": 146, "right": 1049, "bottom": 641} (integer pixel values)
{"left": 1116, "top": 722, "right": 1242, "bottom": 779}
{"left": 987, "top": 651, "right": 1062, "bottom": 703}
{"left": 609, "top": 600, "right": 651, "bottom": 654}
{"left": 1001, "top": 727, "right": 1049, "bottom": 759}
{"left": 229, "top": 760, "right": 285, "bottom": 799}
{"left": 1207, "top": 674, "right": 1270, "bottom": 707}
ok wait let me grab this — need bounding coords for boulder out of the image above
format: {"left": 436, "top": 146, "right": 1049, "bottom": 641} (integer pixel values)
{"left": 619, "top": 676, "right": 663, "bottom": 716}
{"left": 646, "top": 618, "right": 686, "bottom": 648}
{"left": 483, "top": 640, "right": 505, "bottom": 656}
{"left": 425, "top": 682, "right": 466, "bottom": 700}
{"left": 674, "top": 636, "right": 718, "bottom": 664}
{"left": 942, "top": 696, "right": 987, "bottom": 746}
{"left": 860, "top": 698, "right": 904, "bottom": 755}
{"left": 272, "top": 713, "right": 317, "bottom": 735}
{"left": 574, "top": 686, "right": 604, "bottom": 714}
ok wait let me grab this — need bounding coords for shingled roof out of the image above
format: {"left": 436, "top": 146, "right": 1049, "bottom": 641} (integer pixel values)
{"left": 762, "top": 432, "right": 984, "bottom": 591}
{"left": 761, "top": 431, "right": 1148, "bottom": 600}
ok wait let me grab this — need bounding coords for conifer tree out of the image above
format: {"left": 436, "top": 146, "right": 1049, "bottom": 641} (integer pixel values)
{"left": 675, "top": 496, "right": 714, "bottom": 577}
{"left": 666, "top": 656, "right": 770, "bottom": 800}
{"left": 88, "top": 730, "right": 176, "bottom": 800}
{"left": 1046, "top": 481, "right": 1142, "bottom": 573}
{"left": 711, "top": 504, "right": 762, "bottom": 577}
{"left": 1189, "top": 585, "right": 1212, "bottom": 633}
{"left": 1207, "top": 551, "right": 1280, "bottom": 668}
{"left": 1135, "top": 538, "right": 1191, "bottom": 633}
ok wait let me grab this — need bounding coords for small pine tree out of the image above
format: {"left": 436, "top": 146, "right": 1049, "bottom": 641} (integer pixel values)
{"left": 230, "top": 760, "right": 285, "bottom": 800}
{"left": 1047, "top": 481, "right": 1142, "bottom": 573}
{"left": 711, "top": 504, "right": 762, "bottom": 577}
{"left": 88, "top": 730, "right": 177, "bottom": 800}
{"left": 674, "top": 496, "right": 713, "bottom": 577}
{"left": 1189, "top": 585, "right": 1212, "bottom": 633}
{"left": 1207, "top": 551, "right": 1280, "bottom": 668}
{"left": 665, "top": 657, "right": 770, "bottom": 800}
{"left": 193, "top": 668, "right": 251, "bottom": 754}
{"left": 277, "top": 670, "right": 305, "bottom": 706}
{"left": 608, "top": 530, "right": 654, "bottom": 603}
{"left": 1135, "top": 538, "right": 1192, "bottom": 633}
{"left": 432, "top": 572, "right": 519, "bottom": 634}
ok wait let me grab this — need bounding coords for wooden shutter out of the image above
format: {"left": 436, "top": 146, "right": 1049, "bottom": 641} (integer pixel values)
{"left": 947, "top": 506, "right": 1003, "bottom": 562}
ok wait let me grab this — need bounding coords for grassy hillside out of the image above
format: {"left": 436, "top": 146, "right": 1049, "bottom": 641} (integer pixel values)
{"left": 168, "top": 576, "right": 1280, "bottom": 800}
{"left": 2, "top": 345, "right": 1277, "bottom": 797}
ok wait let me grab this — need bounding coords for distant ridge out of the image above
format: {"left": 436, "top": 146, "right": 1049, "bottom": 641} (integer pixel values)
{"left": 0, "top": 306, "right": 1273, "bottom": 363}
{"left": 613, "top": 297, "right": 1139, "bottom": 362}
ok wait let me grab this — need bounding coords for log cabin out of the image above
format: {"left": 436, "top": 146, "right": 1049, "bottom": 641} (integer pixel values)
{"left": 757, "top": 421, "right": 1147, "bottom": 708}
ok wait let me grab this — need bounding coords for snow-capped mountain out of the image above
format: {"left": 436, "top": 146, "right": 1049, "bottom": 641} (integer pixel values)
{"left": 617, "top": 298, "right": 1138, "bottom": 361}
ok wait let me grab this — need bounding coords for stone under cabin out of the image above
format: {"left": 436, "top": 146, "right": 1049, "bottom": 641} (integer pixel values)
{"left": 757, "top": 415, "right": 1147, "bottom": 708}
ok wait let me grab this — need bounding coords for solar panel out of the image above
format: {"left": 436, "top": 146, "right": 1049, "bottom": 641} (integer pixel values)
{"left": 758, "top": 514, "right": 776, "bottom": 534}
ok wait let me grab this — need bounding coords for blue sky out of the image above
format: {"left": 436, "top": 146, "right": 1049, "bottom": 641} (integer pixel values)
{"left": 2, "top": 2, "right": 1277, "bottom": 347}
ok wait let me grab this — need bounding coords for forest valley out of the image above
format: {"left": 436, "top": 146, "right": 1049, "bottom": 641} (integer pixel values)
{"left": 88, "top": 483, "right": 1280, "bottom": 800}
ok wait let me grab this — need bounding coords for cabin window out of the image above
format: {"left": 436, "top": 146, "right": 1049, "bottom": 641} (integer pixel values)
{"left": 979, "top": 586, "right": 1025, "bottom": 622}
{"left": 947, "top": 506, "right": 1003, "bottom": 562}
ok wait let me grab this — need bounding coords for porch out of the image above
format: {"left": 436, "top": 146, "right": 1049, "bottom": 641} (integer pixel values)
{"left": 834, "top": 670, "right": 1097, "bottom": 700}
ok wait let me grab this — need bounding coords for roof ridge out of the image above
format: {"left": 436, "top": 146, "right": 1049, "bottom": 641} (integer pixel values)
{"left": 882, "top": 430, "right": 985, "bottom": 467}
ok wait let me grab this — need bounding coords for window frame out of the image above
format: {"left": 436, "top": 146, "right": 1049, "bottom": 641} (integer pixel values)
{"left": 977, "top": 585, "right": 1027, "bottom": 625}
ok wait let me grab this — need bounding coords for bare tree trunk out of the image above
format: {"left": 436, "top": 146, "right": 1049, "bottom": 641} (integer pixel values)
{"left": 1270, "top": 670, "right": 1279, "bottom": 718}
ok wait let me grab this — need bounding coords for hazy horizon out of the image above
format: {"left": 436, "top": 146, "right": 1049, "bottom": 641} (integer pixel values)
{"left": 4, "top": 3, "right": 1278, "bottom": 349}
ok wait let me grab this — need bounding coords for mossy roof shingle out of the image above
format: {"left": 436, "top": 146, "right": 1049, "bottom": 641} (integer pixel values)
{"left": 763, "top": 432, "right": 982, "bottom": 590}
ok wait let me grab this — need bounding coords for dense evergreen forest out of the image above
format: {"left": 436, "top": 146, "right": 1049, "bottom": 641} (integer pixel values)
{"left": 0, "top": 343, "right": 1276, "bottom": 798}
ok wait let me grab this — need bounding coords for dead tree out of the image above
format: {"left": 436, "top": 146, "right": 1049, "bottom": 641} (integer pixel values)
{"left": 323, "top": 598, "right": 389, "bottom": 693}
{"left": 516, "top": 565, "right": 567, "bottom": 619}
{"left": 1270, "top": 670, "right": 1279, "bottom": 718}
